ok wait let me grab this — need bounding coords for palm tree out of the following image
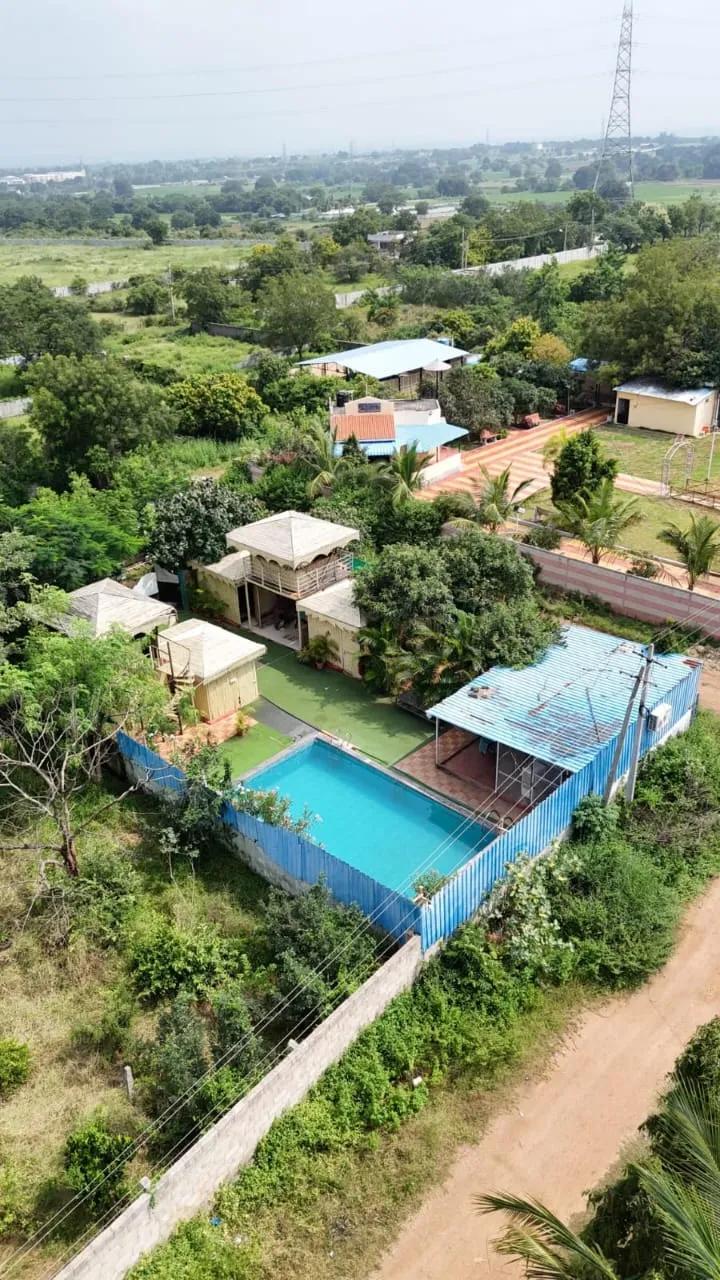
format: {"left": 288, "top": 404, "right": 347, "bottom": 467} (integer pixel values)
{"left": 411, "top": 612, "right": 486, "bottom": 701}
{"left": 358, "top": 623, "right": 417, "bottom": 696}
{"left": 556, "top": 478, "right": 641, "bottom": 565}
{"left": 477, "top": 1085, "right": 720, "bottom": 1280}
{"left": 478, "top": 466, "right": 534, "bottom": 532}
{"left": 304, "top": 425, "right": 346, "bottom": 498}
{"left": 659, "top": 513, "right": 720, "bottom": 590}
{"left": 376, "top": 444, "right": 429, "bottom": 509}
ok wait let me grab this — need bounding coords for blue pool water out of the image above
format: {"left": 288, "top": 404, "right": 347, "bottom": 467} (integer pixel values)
{"left": 243, "top": 738, "right": 492, "bottom": 895}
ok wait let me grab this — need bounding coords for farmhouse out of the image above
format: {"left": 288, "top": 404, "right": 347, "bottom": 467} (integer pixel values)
{"left": 330, "top": 393, "right": 467, "bottom": 482}
{"left": 298, "top": 337, "right": 468, "bottom": 392}
{"left": 155, "top": 618, "right": 265, "bottom": 722}
{"left": 614, "top": 379, "right": 719, "bottom": 437}
{"left": 60, "top": 578, "right": 176, "bottom": 638}
{"left": 198, "top": 510, "right": 359, "bottom": 646}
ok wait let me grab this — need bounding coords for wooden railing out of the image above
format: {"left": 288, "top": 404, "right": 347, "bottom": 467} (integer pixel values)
{"left": 247, "top": 552, "right": 352, "bottom": 598}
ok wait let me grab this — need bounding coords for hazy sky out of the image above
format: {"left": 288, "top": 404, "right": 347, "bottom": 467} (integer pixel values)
{"left": 2, "top": 0, "right": 719, "bottom": 167}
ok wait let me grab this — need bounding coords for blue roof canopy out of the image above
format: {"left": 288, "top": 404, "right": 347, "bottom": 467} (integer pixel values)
{"left": 426, "top": 623, "right": 696, "bottom": 774}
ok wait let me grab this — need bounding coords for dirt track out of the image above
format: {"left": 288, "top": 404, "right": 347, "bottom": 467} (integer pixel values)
{"left": 372, "top": 878, "right": 720, "bottom": 1280}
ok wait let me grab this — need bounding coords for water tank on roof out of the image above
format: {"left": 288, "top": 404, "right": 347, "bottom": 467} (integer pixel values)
{"left": 336, "top": 390, "right": 352, "bottom": 408}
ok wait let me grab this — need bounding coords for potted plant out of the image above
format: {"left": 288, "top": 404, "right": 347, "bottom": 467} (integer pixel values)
{"left": 298, "top": 633, "right": 340, "bottom": 671}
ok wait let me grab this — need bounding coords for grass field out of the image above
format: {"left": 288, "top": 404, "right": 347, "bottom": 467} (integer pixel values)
{"left": 101, "top": 317, "right": 254, "bottom": 377}
{"left": 131, "top": 183, "right": 224, "bottom": 197}
{"left": 0, "top": 241, "right": 252, "bottom": 288}
{"left": 536, "top": 480, "right": 720, "bottom": 559}
{"left": 476, "top": 179, "right": 720, "bottom": 208}
{"left": 598, "top": 424, "right": 720, "bottom": 487}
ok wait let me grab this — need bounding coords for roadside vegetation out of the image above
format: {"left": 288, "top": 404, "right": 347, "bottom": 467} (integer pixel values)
{"left": 125, "top": 712, "right": 720, "bottom": 1280}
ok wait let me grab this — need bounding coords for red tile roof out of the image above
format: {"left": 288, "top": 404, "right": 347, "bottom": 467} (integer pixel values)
{"left": 332, "top": 413, "right": 396, "bottom": 442}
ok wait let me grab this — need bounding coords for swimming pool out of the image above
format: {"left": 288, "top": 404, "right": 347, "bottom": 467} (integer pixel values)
{"left": 243, "top": 738, "right": 492, "bottom": 895}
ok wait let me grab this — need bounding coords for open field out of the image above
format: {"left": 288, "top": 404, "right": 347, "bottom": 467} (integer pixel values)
{"left": 535, "top": 484, "right": 720, "bottom": 559}
{"left": 131, "top": 183, "right": 224, "bottom": 197}
{"left": 0, "top": 241, "right": 253, "bottom": 287}
{"left": 476, "top": 178, "right": 720, "bottom": 208}
{"left": 101, "top": 318, "right": 254, "bottom": 377}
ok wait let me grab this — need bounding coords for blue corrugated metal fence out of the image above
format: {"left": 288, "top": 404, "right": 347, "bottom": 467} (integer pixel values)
{"left": 419, "top": 665, "right": 700, "bottom": 949}
{"left": 115, "top": 731, "right": 420, "bottom": 943}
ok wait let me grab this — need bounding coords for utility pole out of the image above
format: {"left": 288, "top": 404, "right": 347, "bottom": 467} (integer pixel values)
{"left": 625, "top": 643, "right": 654, "bottom": 804}
{"left": 594, "top": 0, "right": 634, "bottom": 204}
{"left": 603, "top": 660, "right": 644, "bottom": 804}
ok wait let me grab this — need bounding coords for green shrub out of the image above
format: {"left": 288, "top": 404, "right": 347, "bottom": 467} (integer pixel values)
{"left": 262, "top": 881, "right": 378, "bottom": 1022}
{"left": 548, "top": 838, "right": 679, "bottom": 989}
{"left": 130, "top": 1217, "right": 261, "bottom": 1279}
{"left": 522, "top": 522, "right": 562, "bottom": 550}
{"left": 210, "top": 982, "right": 263, "bottom": 1077}
{"left": 71, "top": 987, "right": 135, "bottom": 1060}
{"left": 63, "top": 1115, "right": 134, "bottom": 1215}
{"left": 0, "top": 1040, "right": 30, "bottom": 1096}
{"left": 572, "top": 794, "right": 619, "bottom": 843}
{"left": 147, "top": 993, "right": 210, "bottom": 1141}
{"left": 127, "top": 918, "right": 233, "bottom": 1000}
{"left": 0, "top": 1158, "right": 33, "bottom": 1240}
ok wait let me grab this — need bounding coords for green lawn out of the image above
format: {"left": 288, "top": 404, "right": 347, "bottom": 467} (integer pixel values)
{"left": 217, "top": 717, "right": 291, "bottom": 778}
{"left": 251, "top": 638, "right": 432, "bottom": 765}
{"left": 597, "top": 424, "right": 720, "bottom": 488}
{"left": 536, "top": 484, "right": 720, "bottom": 559}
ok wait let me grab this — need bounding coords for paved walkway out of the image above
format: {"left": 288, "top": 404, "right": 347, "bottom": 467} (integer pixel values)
{"left": 421, "top": 410, "right": 608, "bottom": 503}
{"left": 372, "top": 876, "right": 720, "bottom": 1280}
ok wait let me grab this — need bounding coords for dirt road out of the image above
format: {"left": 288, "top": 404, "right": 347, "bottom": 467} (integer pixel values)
{"left": 373, "top": 878, "right": 720, "bottom": 1280}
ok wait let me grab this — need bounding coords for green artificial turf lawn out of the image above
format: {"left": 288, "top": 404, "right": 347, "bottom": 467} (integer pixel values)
{"left": 217, "top": 719, "right": 291, "bottom": 778}
{"left": 250, "top": 639, "right": 433, "bottom": 766}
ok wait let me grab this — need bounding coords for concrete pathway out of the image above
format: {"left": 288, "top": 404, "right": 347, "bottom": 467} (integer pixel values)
{"left": 372, "top": 877, "right": 720, "bottom": 1280}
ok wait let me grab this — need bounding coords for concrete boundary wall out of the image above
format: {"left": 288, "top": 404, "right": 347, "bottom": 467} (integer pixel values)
{"left": 520, "top": 543, "right": 720, "bottom": 639}
{"left": 55, "top": 936, "right": 423, "bottom": 1280}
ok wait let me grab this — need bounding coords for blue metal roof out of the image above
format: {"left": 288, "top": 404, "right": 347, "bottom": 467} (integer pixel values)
{"left": 298, "top": 338, "right": 468, "bottom": 380}
{"left": 426, "top": 623, "right": 697, "bottom": 773}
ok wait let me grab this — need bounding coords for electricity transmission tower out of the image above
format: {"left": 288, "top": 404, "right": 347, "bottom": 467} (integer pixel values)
{"left": 594, "top": 0, "right": 634, "bottom": 202}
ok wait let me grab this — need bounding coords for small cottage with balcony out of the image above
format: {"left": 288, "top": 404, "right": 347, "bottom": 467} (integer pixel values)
{"left": 198, "top": 510, "right": 359, "bottom": 646}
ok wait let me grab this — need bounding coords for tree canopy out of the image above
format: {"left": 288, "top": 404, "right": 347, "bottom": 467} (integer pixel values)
{"left": 257, "top": 271, "right": 337, "bottom": 357}
{"left": 27, "top": 354, "right": 175, "bottom": 489}
{"left": 147, "top": 478, "right": 266, "bottom": 570}
{"left": 168, "top": 372, "right": 266, "bottom": 440}
{"left": 0, "top": 276, "right": 101, "bottom": 362}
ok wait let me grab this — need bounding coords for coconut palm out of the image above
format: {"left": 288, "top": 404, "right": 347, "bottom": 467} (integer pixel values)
{"left": 556, "top": 478, "right": 641, "bottom": 565}
{"left": 658, "top": 513, "right": 720, "bottom": 590}
{"left": 411, "top": 611, "right": 486, "bottom": 702}
{"left": 304, "top": 425, "right": 346, "bottom": 498}
{"left": 358, "top": 623, "right": 417, "bottom": 696}
{"left": 478, "top": 466, "right": 534, "bottom": 532}
{"left": 477, "top": 1085, "right": 720, "bottom": 1280}
{"left": 375, "top": 444, "right": 430, "bottom": 509}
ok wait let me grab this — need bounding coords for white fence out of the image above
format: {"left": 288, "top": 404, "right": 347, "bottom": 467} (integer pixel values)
{"left": 54, "top": 937, "right": 423, "bottom": 1280}
{"left": 456, "top": 244, "right": 604, "bottom": 278}
{"left": 0, "top": 396, "right": 31, "bottom": 419}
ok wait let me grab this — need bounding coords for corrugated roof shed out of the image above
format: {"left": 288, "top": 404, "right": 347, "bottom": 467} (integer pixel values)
{"left": 226, "top": 511, "right": 359, "bottom": 568}
{"left": 615, "top": 379, "right": 715, "bottom": 405}
{"left": 426, "top": 623, "right": 697, "bottom": 773}
{"left": 298, "top": 579, "right": 365, "bottom": 630}
{"left": 298, "top": 338, "right": 468, "bottom": 381}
